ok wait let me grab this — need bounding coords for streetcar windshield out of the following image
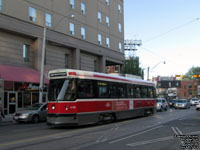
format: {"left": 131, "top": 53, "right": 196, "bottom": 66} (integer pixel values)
{"left": 48, "top": 79, "right": 76, "bottom": 101}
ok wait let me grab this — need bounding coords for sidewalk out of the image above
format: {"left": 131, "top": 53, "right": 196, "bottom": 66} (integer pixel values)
{"left": 1, "top": 115, "right": 13, "bottom": 123}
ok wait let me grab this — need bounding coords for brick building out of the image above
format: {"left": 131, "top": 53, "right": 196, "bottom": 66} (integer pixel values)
{"left": 177, "top": 80, "right": 199, "bottom": 99}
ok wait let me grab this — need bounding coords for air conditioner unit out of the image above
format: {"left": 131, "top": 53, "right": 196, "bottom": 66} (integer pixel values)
{"left": 70, "top": 31, "right": 74, "bottom": 35}
{"left": 70, "top": 4, "right": 74, "bottom": 9}
{"left": 29, "top": 16, "right": 36, "bottom": 22}
{"left": 81, "top": 35, "right": 85, "bottom": 39}
{"left": 81, "top": 10, "right": 85, "bottom": 14}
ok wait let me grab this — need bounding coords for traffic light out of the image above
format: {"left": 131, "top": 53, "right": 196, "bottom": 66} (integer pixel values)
{"left": 193, "top": 75, "right": 200, "bottom": 78}
{"left": 175, "top": 75, "right": 184, "bottom": 78}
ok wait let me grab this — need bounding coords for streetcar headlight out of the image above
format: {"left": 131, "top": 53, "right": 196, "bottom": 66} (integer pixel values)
{"left": 65, "top": 106, "right": 69, "bottom": 111}
{"left": 52, "top": 105, "right": 55, "bottom": 110}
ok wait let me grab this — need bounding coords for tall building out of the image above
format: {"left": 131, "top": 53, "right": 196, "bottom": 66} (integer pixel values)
{"left": 0, "top": 0, "right": 124, "bottom": 115}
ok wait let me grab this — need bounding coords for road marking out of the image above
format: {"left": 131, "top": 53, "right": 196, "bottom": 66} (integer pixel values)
{"left": 127, "top": 129, "right": 200, "bottom": 147}
{"left": 0, "top": 132, "right": 72, "bottom": 148}
{"left": 109, "top": 125, "right": 163, "bottom": 144}
{"left": 172, "top": 127, "right": 178, "bottom": 135}
{"left": 127, "top": 136, "right": 173, "bottom": 147}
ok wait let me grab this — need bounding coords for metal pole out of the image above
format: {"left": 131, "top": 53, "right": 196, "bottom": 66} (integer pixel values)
{"left": 39, "top": 27, "right": 46, "bottom": 103}
{"left": 147, "top": 67, "right": 150, "bottom": 81}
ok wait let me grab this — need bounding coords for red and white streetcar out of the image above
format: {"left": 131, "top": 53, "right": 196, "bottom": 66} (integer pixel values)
{"left": 47, "top": 69, "right": 156, "bottom": 126}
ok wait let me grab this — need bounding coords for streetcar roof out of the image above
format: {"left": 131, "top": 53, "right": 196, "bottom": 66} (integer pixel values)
{"left": 49, "top": 69, "right": 155, "bottom": 86}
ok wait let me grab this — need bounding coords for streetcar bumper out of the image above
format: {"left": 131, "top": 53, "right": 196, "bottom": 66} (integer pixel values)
{"left": 47, "top": 114, "right": 78, "bottom": 126}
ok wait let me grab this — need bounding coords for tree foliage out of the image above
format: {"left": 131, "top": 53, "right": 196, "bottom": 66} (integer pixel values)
{"left": 123, "top": 56, "right": 143, "bottom": 78}
{"left": 184, "top": 66, "right": 200, "bottom": 81}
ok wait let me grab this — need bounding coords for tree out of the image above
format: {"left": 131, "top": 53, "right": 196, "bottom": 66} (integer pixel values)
{"left": 123, "top": 56, "right": 143, "bottom": 78}
{"left": 184, "top": 66, "right": 200, "bottom": 81}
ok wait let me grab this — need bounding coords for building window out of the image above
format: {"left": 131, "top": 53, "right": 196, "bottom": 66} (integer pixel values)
{"left": 65, "top": 54, "right": 69, "bottom": 68}
{"left": 69, "top": 22, "right": 75, "bottom": 35}
{"left": 188, "top": 84, "right": 192, "bottom": 88}
{"left": 70, "top": 0, "right": 75, "bottom": 9}
{"left": 106, "top": 16, "right": 110, "bottom": 27}
{"left": 81, "top": 27, "right": 86, "bottom": 39}
{"left": 29, "top": 7, "right": 36, "bottom": 22}
{"left": 0, "top": 0, "right": 2, "bottom": 10}
{"left": 118, "top": 23, "right": 122, "bottom": 32}
{"left": 119, "top": 42, "right": 122, "bottom": 52}
{"left": 98, "top": 34, "right": 102, "bottom": 45}
{"left": 106, "top": 0, "right": 110, "bottom": 6}
{"left": 23, "top": 44, "right": 30, "bottom": 62}
{"left": 118, "top": 3, "right": 121, "bottom": 13}
{"left": 81, "top": 2, "right": 86, "bottom": 14}
{"left": 45, "top": 13, "right": 52, "bottom": 27}
{"left": 106, "top": 37, "right": 110, "bottom": 48}
{"left": 98, "top": 11, "right": 102, "bottom": 22}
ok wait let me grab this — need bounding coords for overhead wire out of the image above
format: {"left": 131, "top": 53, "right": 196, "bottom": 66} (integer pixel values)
{"left": 144, "top": 17, "right": 200, "bottom": 44}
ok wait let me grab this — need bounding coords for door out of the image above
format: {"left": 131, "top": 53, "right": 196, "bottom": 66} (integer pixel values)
{"left": 8, "top": 92, "right": 17, "bottom": 114}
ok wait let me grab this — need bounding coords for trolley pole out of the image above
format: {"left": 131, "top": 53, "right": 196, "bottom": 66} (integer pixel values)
{"left": 39, "top": 27, "right": 46, "bottom": 103}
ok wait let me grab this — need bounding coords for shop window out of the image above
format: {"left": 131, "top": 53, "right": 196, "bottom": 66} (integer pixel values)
{"left": 32, "top": 93, "right": 39, "bottom": 104}
{"left": 24, "top": 92, "right": 31, "bottom": 107}
{"left": 18, "top": 92, "right": 23, "bottom": 108}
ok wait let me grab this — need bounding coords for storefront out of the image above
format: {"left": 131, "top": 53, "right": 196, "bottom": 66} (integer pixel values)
{"left": 0, "top": 65, "right": 49, "bottom": 115}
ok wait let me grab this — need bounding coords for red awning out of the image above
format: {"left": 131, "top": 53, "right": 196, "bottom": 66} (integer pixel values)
{"left": 0, "top": 65, "right": 49, "bottom": 84}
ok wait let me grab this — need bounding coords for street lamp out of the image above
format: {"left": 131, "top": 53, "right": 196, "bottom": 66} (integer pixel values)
{"left": 39, "top": 14, "right": 76, "bottom": 103}
{"left": 39, "top": 27, "right": 46, "bottom": 103}
{"left": 147, "top": 61, "right": 166, "bottom": 81}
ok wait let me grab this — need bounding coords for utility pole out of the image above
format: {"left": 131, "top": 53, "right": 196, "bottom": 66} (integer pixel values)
{"left": 124, "top": 40, "right": 142, "bottom": 57}
{"left": 39, "top": 27, "right": 46, "bottom": 103}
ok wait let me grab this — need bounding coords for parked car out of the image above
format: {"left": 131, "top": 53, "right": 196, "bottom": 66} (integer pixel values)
{"left": 13, "top": 103, "right": 47, "bottom": 123}
{"left": 196, "top": 100, "right": 200, "bottom": 110}
{"left": 174, "top": 99, "right": 190, "bottom": 109}
{"left": 190, "top": 98, "right": 199, "bottom": 106}
{"left": 156, "top": 98, "right": 168, "bottom": 111}
{"left": 168, "top": 99, "right": 177, "bottom": 108}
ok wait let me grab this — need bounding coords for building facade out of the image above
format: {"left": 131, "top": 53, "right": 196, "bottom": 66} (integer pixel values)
{"left": 0, "top": 0, "right": 125, "bottom": 115}
{"left": 177, "top": 80, "right": 199, "bottom": 99}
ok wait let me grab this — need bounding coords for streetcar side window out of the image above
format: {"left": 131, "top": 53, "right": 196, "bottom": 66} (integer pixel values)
{"left": 97, "top": 81, "right": 108, "bottom": 98}
{"left": 135, "top": 86, "right": 141, "bottom": 98}
{"left": 77, "top": 79, "right": 94, "bottom": 98}
{"left": 141, "top": 86, "right": 148, "bottom": 98}
{"left": 148, "top": 87, "right": 153, "bottom": 98}
{"left": 118, "top": 84, "right": 126, "bottom": 98}
{"left": 109, "top": 82, "right": 118, "bottom": 98}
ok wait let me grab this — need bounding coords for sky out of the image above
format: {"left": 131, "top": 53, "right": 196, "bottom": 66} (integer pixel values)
{"left": 124, "top": 0, "right": 200, "bottom": 79}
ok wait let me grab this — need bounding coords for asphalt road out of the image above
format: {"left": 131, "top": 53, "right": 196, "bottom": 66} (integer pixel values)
{"left": 0, "top": 107, "right": 199, "bottom": 150}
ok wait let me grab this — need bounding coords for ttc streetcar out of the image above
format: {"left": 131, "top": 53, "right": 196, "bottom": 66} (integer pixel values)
{"left": 47, "top": 69, "right": 157, "bottom": 126}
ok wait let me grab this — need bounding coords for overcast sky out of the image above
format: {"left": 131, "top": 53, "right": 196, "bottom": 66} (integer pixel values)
{"left": 124, "top": 0, "right": 200, "bottom": 79}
